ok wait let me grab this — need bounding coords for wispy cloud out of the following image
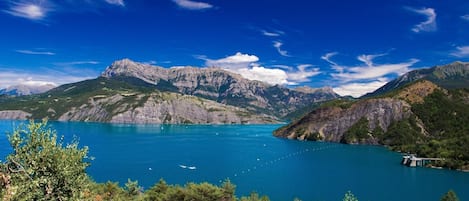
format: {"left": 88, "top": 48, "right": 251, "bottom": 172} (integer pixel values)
{"left": 451, "top": 46, "right": 469, "bottom": 58}
{"left": 4, "top": 1, "right": 51, "bottom": 20}
{"left": 407, "top": 7, "right": 437, "bottom": 33}
{"left": 16, "top": 49, "right": 55, "bottom": 55}
{"left": 172, "top": 0, "right": 213, "bottom": 10}
{"left": 285, "top": 64, "right": 321, "bottom": 84}
{"left": 357, "top": 53, "right": 387, "bottom": 67}
{"left": 325, "top": 52, "right": 419, "bottom": 97}
{"left": 461, "top": 14, "right": 469, "bottom": 21}
{"left": 261, "top": 30, "right": 284, "bottom": 37}
{"left": 54, "top": 61, "right": 100, "bottom": 66}
{"left": 321, "top": 52, "right": 338, "bottom": 66}
{"left": 105, "top": 0, "right": 125, "bottom": 7}
{"left": 332, "top": 58, "right": 418, "bottom": 81}
{"left": 273, "top": 41, "right": 290, "bottom": 57}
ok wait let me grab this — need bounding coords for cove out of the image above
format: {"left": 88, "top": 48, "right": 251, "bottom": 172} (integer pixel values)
{"left": 0, "top": 120, "right": 468, "bottom": 201}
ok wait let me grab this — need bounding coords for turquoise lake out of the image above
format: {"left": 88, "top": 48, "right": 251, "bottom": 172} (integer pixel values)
{"left": 0, "top": 120, "right": 468, "bottom": 201}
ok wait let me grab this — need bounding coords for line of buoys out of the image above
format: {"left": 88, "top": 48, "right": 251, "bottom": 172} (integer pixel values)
{"left": 227, "top": 144, "right": 339, "bottom": 180}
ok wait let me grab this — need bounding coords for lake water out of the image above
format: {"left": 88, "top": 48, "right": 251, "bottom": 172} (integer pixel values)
{"left": 0, "top": 120, "right": 468, "bottom": 201}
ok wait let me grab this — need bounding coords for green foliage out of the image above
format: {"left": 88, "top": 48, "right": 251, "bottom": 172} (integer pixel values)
{"left": 343, "top": 191, "right": 359, "bottom": 201}
{"left": 320, "top": 99, "right": 355, "bottom": 110}
{"left": 341, "top": 117, "right": 370, "bottom": 144}
{"left": 440, "top": 190, "right": 460, "bottom": 201}
{"left": 3, "top": 120, "right": 91, "bottom": 200}
{"left": 143, "top": 179, "right": 237, "bottom": 201}
{"left": 239, "top": 192, "right": 270, "bottom": 201}
{"left": 379, "top": 116, "right": 424, "bottom": 152}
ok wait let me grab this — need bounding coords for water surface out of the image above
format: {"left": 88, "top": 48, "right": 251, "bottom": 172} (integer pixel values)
{"left": 0, "top": 120, "right": 468, "bottom": 201}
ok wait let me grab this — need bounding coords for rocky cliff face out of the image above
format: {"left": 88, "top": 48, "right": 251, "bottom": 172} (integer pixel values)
{"left": 274, "top": 98, "right": 413, "bottom": 144}
{"left": 101, "top": 59, "right": 339, "bottom": 117}
{"left": 58, "top": 92, "right": 276, "bottom": 124}
{"left": 274, "top": 80, "right": 442, "bottom": 144}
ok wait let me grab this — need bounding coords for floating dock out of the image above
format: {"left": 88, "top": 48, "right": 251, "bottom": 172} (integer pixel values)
{"left": 401, "top": 154, "right": 444, "bottom": 167}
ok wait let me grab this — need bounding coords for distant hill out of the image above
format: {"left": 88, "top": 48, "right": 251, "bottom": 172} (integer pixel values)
{"left": 0, "top": 59, "right": 339, "bottom": 124}
{"left": 363, "top": 61, "right": 468, "bottom": 98}
{"left": 0, "top": 84, "right": 55, "bottom": 96}
{"left": 274, "top": 61, "right": 469, "bottom": 170}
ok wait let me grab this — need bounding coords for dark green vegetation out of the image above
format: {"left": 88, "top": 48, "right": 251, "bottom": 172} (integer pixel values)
{"left": 340, "top": 117, "right": 370, "bottom": 144}
{"left": 383, "top": 89, "right": 469, "bottom": 169}
{"left": 440, "top": 190, "right": 460, "bottom": 201}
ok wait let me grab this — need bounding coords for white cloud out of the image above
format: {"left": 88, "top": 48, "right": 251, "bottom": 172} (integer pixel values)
{"left": 202, "top": 52, "right": 319, "bottom": 85}
{"left": 16, "top": 49, "right": 55, "bottom": 55}
{"left": 5, "top": 2, "right": 49, "bottom": 20}
{"left": 105, "top": 0, "right": 125, "bottom": 6}
{"left": 407, "top": 7, "right": 437, "bottom": 33}
{"left": 451, "top": 46, "right": 469, "bottom": 57}
{"left": 205, "top": 52, "right": 259, "bottom": 69}
{"left": 236, "top": 66, "right": 289, "bottom": 85}
{"left": 273, "top": 41, "right": 290, "bottom": 57}
{"left": 333, "top": 79, "right": 389, "bottom": 98}
{"left": 461, "top": 14, "right": 469, "bottom": 21}
{"left": 172, "top": 0, "right": 213, "bottom": 10}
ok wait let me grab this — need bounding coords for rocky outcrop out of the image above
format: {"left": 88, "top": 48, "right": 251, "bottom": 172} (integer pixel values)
{"left": 101, "top": 59, "right": 339, "bottom": 117}
{"left": 274, "top": 98, "right": 413, "bottom": 144}
{"left": 0, "top": 110, "right": 31, "bottom": 120}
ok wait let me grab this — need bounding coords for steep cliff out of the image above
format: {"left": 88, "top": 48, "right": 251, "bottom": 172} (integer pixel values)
{"left": 274, "top": 98, "right": 414, "bottom": 144}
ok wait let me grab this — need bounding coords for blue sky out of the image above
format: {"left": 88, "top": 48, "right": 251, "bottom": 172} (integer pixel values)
{"left": 0, "top": 0, "right": 468, "bottom": 97}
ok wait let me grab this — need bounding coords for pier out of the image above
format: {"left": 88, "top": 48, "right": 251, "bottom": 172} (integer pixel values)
{"left": 401, "top": 154, "right": 444, "bottom": 167}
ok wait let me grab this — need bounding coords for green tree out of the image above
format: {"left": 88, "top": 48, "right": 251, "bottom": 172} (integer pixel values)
{"left": 343, "top": 191, "right": 359, "bottom": 201}
{"left": 3, "top": 120, "right": 91, "bottom": 200}
{"left": 440, "top": 190, "right": 460, "bottom": 201}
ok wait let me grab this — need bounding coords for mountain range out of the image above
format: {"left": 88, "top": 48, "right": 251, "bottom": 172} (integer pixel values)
{"left": 274, "top": 61, "right": 469, "bottom": 169}
{"left": 0, "top": 59, "right": 338, "bottom": 124}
